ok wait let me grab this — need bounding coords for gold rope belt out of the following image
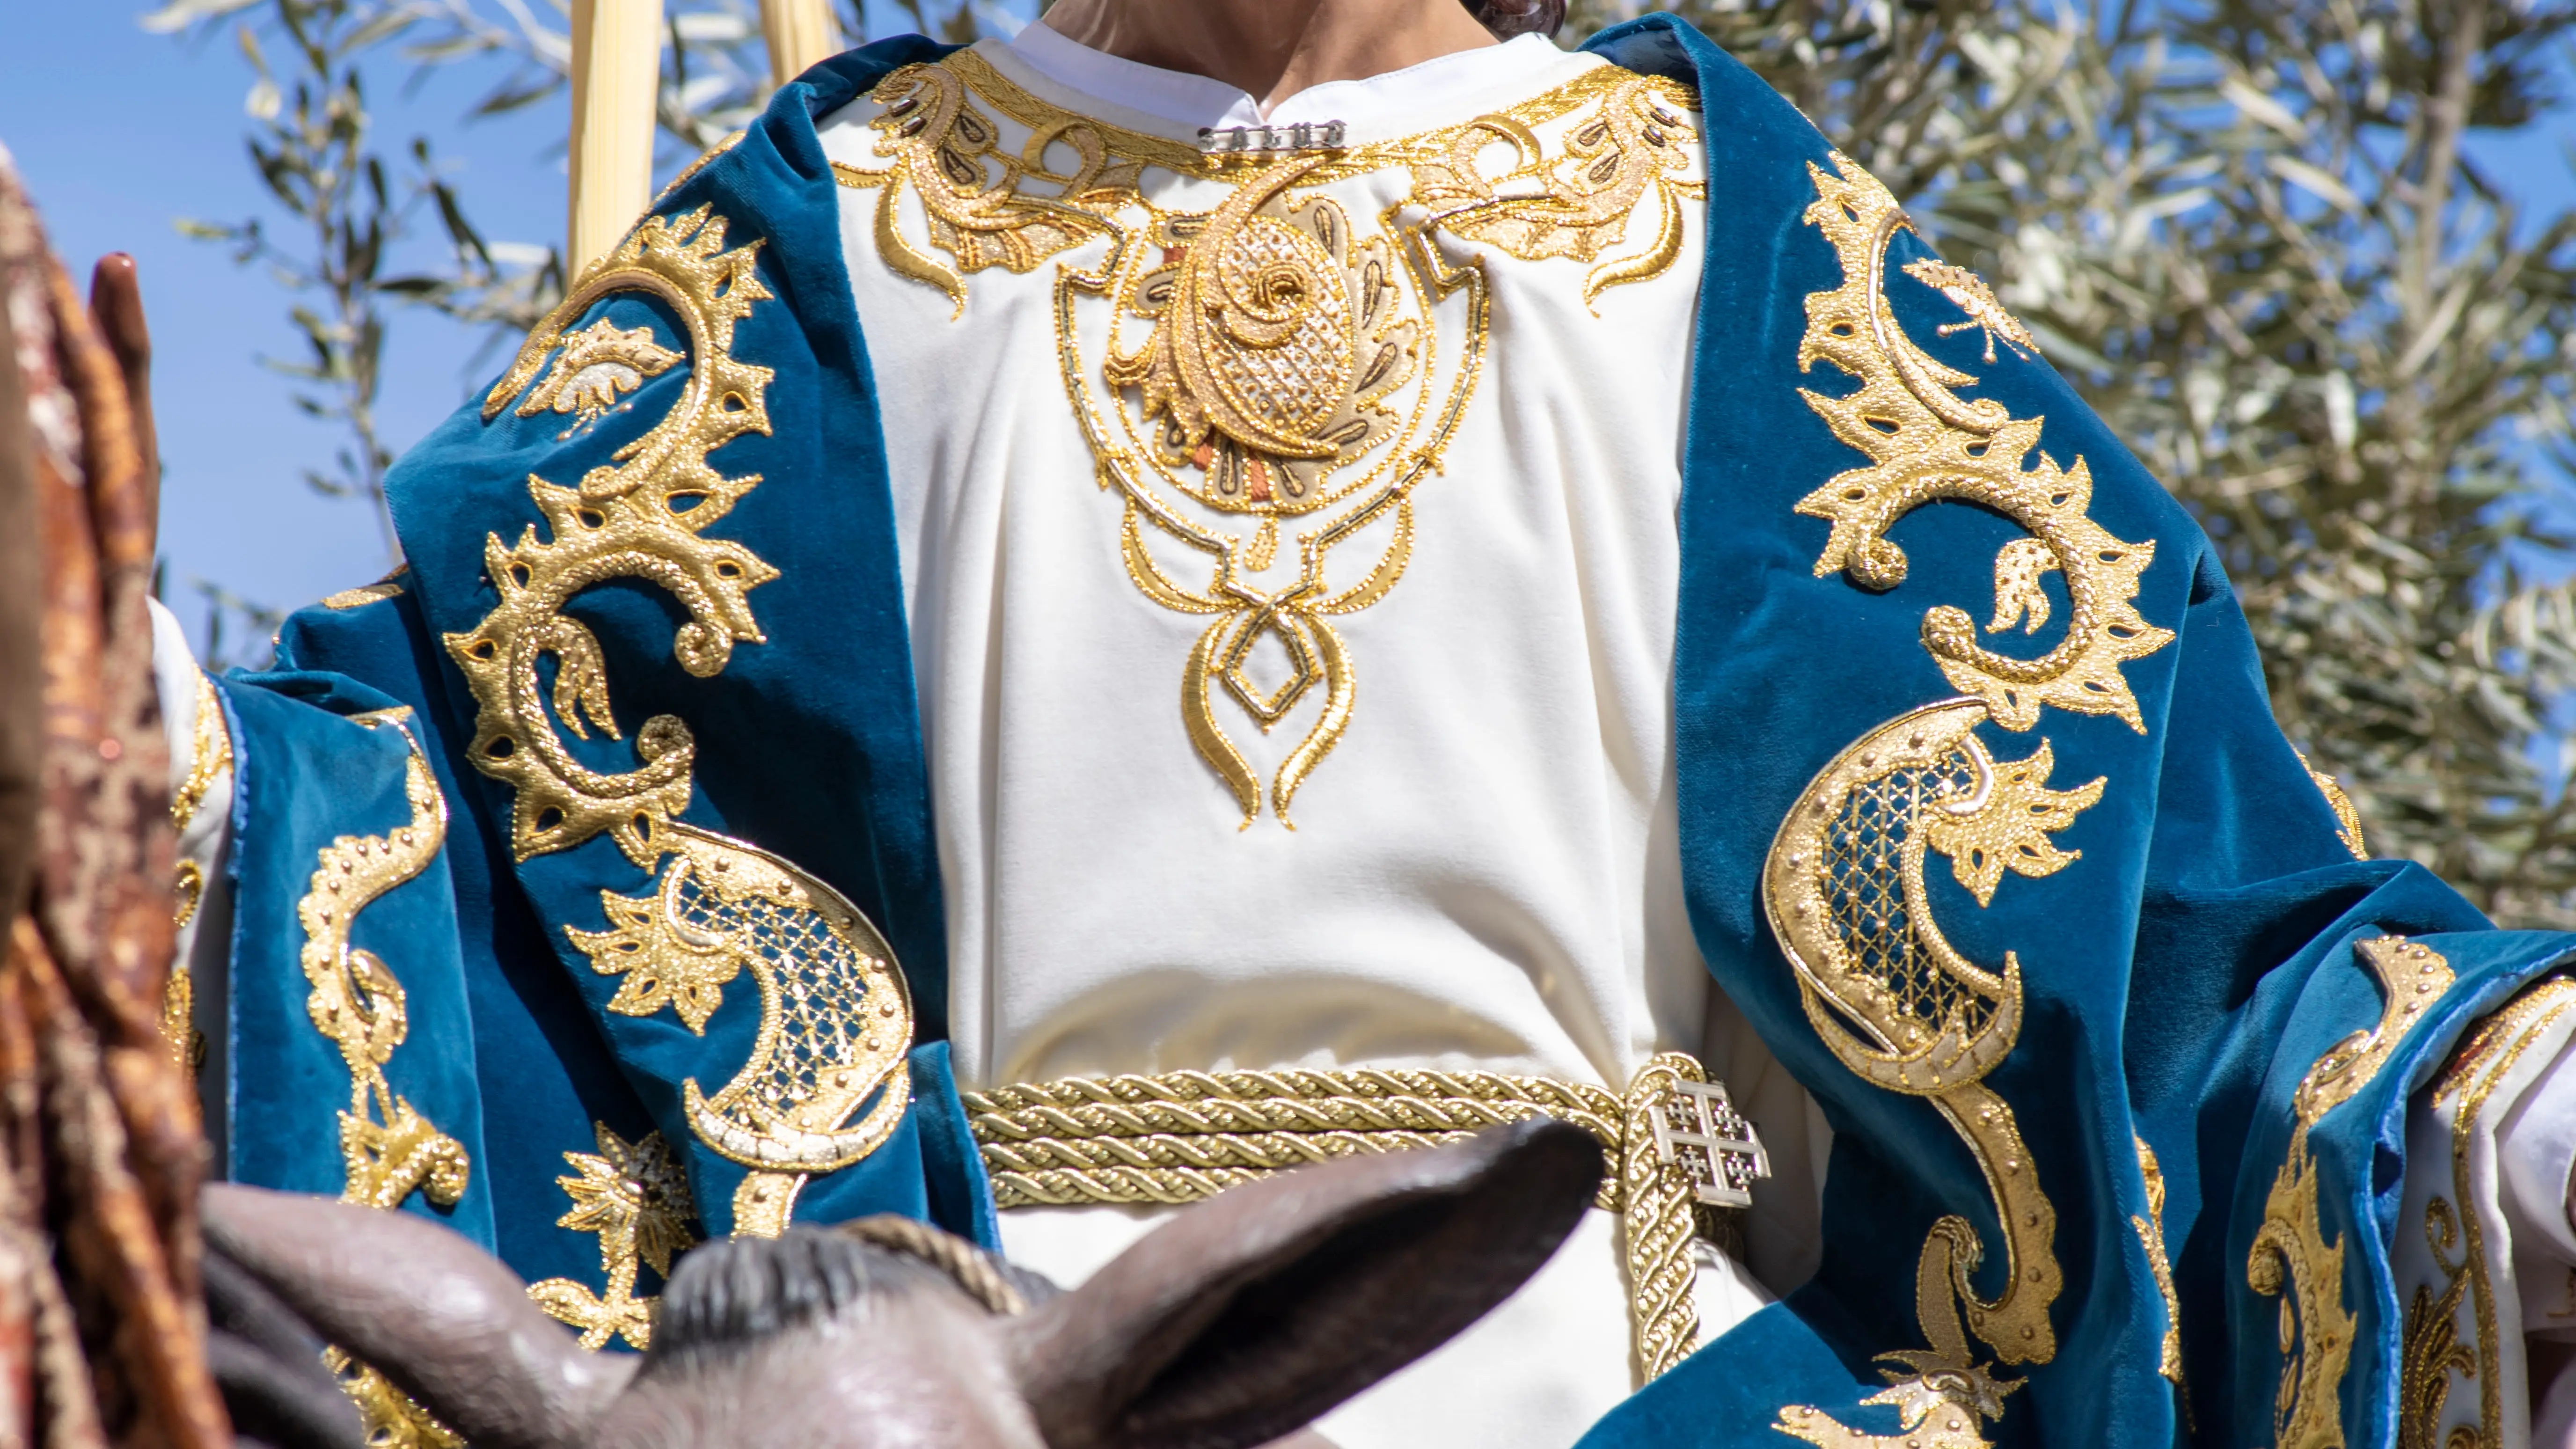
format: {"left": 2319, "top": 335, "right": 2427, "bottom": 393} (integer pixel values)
{"left": 961, "top": 1051, "right": 1766, "bottom": 1384}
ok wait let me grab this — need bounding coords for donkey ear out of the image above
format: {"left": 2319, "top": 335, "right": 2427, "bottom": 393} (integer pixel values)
{"left": 1005, "top": 1119, "right": 1603, "bottom": 1449}
{"left": 201, "top": 1183, "right": 635, "bottom": 1449}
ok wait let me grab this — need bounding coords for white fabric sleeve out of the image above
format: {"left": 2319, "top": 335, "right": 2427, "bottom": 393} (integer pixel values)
{"left": 149, "top": 597, "right": 233, "bottom": 1148}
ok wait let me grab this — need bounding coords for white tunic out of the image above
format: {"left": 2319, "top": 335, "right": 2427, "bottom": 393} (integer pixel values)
{"left": 817, "top": 26, "right": 1788, "bottom": 1446}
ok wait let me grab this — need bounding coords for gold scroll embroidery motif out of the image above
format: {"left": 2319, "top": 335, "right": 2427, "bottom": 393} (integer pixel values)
{"left": 836, "top": 55, "right": 1698, "bottom": 826}
{"left": 453, "top": 205, "right": 777, "bottom": 868}
{"left": 321, "top": 563, "right": 409, "bottom": 611}
{"left": 299, "top": 710, "right": 471, "bottom": 1211}
{"left": 2248, "top": 936, "right": 2456, "bottom": 1449}
{"left": 1794, "top": 156, "right": 2170, "bottom": 735}
{"left": 527, "top": 1123, "right": 698, "bottom": 1350}
{"left": 461, "top": 204, "right": 916, "bottom": 1226}
{"left": 2132, "top": 1135, "right": 2185, "bottom": 1390}
{"left": 566, "top": 821, "right": 915, "bottom": 1236}
{"left": 2402, "top": 973, "right": 2576, "bottom": 1449}
{"left": 1765, "top": 153, "right": 2180, "bottom": 1449}
{"left": 299, "top": 709, "right": 472, "bottom": 1448}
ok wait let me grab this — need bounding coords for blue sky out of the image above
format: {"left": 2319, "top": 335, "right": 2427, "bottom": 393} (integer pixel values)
{"left": 0, "top": 5, "right": 2569, "bottom": 666}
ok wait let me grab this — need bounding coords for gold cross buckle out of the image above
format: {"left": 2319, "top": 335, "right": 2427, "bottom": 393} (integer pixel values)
{"left": 1648, "top": 1077, "right": 1770, "bottom": 1209}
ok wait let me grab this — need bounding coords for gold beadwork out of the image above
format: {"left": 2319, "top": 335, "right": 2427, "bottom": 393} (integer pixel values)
{"left": 835, "top": 55, "right": 1699, "bottom": 827}
{"left": 1796, "top": 154, "right": 2171, "bottom": 733}
{"left": 2399, "top": 972, "right": 2576, "bottom": 1449}
{"left": 527, "top": 1122, "right": 698, "bottom": 1351}
{"left": 452, "top": 205, "right": 778, "bottom": 867}
{"left": 565, "top": 821, "right": 915, "bottom": 1232}
{"left": 298, "top": 710, "right": 471, "bottom": 1212}
{"left": 2247, "top": 937, "right": 2457, "bottom": 1449}
{"left": 964, "top": 1059, "right": 1725, "bottom": 1387}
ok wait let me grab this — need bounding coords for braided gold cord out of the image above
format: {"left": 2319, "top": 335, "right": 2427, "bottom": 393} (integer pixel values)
{"left": 965, "top": 1060, "right": 1713, "bottom": 1387}
{"left": 1620, "top": 1052, "right": 1706, "bottom": 1383}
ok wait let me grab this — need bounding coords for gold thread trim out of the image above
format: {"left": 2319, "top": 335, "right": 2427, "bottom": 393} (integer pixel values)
{"left": 2295, "top": 750, "right": 2369, "bottom": 862}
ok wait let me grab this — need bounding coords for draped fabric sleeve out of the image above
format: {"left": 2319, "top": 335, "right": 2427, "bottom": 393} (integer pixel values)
{"left": 1577, "top": 17, "right": 2576, "bottom": 1449}
{"left": 197, "top": 37, "right": 1003, "bottom": 1353}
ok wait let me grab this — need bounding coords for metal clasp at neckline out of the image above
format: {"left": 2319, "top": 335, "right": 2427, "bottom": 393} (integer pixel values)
{"left": 1198, "top": 120, "right": 1348, "bottom": 162}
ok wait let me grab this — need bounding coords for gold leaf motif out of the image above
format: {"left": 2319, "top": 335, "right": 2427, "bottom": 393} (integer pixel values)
{"left": 836, "top": 55, "right": 1698, "bottom": 828}
{"left": 528, "top": 1123, "right": 697, "bottom": 1351}
{"left": 1796, "top": 154, "right": 2173, "bottom": 732}
{"left": 298, "top": 710, "right": 471, "bottom": 1212}
{"left": 2398, "top": 1199, "right": 2477, "bottom": 1449}
{"left": 453, "top": 205, "right": 778, "bottom": 866}
{"left": 1918, "top": 737, "right": 2104, "bottom": 908}
{"left": 564, "top": 823, "right": 915, "bottom": 1230}
{"left": 1899, "top": 258, "right": 2035, "bottom": 364}
{"left": 2249, "top": 937, "right": 2457, "bottom": 1449}
{"left": 516, "top": 317, "right": 682, "bottom": 439}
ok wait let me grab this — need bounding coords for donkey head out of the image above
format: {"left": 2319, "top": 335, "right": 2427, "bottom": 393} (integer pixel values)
{"left": 203, "top": 1119, "right": 1602, "bottom": 1449}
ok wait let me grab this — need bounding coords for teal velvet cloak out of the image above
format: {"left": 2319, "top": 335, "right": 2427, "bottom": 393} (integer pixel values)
{"left": 201, "top": 14, "right": 2576, "bottom": 1445}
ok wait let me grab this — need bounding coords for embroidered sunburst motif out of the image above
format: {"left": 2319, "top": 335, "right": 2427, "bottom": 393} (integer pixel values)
{"left": 527, "top": 1122, "right": 698, "bottom": 1350}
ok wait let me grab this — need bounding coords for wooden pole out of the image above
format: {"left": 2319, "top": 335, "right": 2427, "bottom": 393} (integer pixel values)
{"left": 761, "top": 0, "right": 843, "bottom": 91}
{"left": 567, "top": 0, "right": 666, "bottom": 275}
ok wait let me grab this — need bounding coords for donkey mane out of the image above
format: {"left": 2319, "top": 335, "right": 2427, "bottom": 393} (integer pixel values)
{"left": 649, "top": 1222, "right": 1055, "bottom": 1368}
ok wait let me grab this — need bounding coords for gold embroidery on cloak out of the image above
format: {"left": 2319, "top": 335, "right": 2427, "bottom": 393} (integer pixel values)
{"left": 461, "top": 205, "right": 916, "bottom": 1229}
{"left": 835, "top": 56, "right": 1699, "bottom": 827}
{"left": 2294, "top": 749, "right": 2370, "bottom": 862}
{"left": 2400, "top": 973, "right": 2576, "bottom": 1449}
{"left": 566, "top": 822, "right": 915, "bottom": 1236}
{"left": 2247, "top": 936, "right": 2455, "bottom": 1449}
{"left": 1764, "top": 154, "right": 2177, "bottom": 1449}
{"left": 2132, "top": 1135, "right": 2185, "bottom": 1390}
{"left": 528, "top": 1123, "right": 698, "bottom": 1350}
{"left": 300, "top": 710, "right": 471, "bottom": 1211}
{"left": 298, "top": 708, "right": 472, "bottom": 1449}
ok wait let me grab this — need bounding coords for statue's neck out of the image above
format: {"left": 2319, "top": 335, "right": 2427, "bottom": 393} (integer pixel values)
{"left": 1028, "top": 0, "right": 1500, "bottom": 116}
